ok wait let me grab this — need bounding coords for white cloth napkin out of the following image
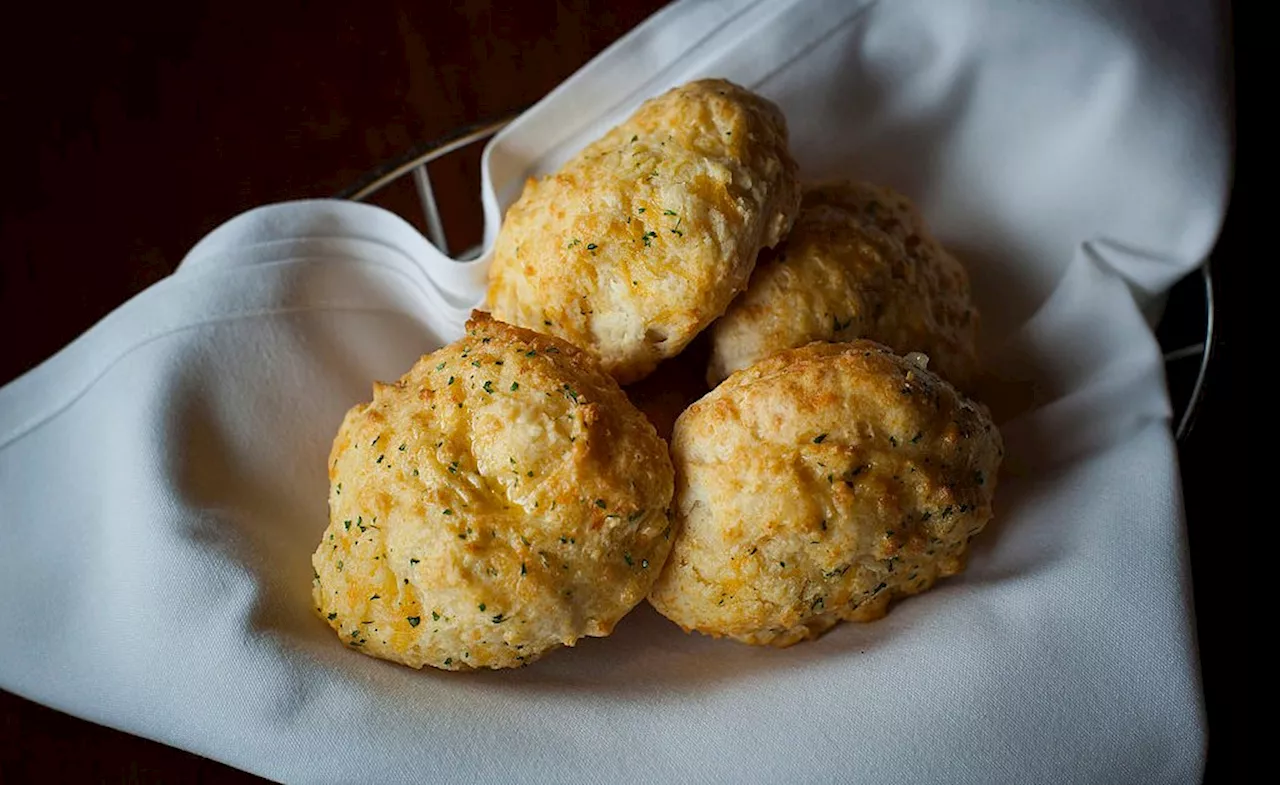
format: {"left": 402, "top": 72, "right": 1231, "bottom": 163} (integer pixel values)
{"left": 0, "top": 1, "right": 1229, "bottom": 782}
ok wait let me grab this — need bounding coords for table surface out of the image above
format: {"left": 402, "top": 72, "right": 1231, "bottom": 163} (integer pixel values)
{"left": 0, "top": 1, "right": 1241, "bottom": 782}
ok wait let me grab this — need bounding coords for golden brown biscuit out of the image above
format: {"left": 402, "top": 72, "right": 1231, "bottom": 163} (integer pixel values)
{"left": 488, "top": 78, "right": 801, "bottom": 384}
{"left": 706, "top": 181, "right": 980, "bottom": 390}
{"left": 312, "top": 313, "right": 675, "bottom": 670}
{"left": 649, "top": 340, "right": 1002, "bottom": 646}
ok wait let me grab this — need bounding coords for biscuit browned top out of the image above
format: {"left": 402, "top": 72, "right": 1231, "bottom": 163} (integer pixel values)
{"left": 650, "top": 340, "right": 1002, "bottom": 646}
{"left": 707, "top": 181, "right": 979, "bottom": 390}
{"left": 488, "top": 78, "right": 800, "bottom": 384}
{"left": 312, "top": 313, "right": 674, "bottom": 670}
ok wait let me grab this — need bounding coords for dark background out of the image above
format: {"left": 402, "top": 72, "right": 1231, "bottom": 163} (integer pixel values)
{"left": 0, "top": 1, "right": 1240, "bottom": 782}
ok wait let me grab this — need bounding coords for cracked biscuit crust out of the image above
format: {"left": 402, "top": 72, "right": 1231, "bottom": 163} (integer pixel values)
{"left": 707, "top": 181, "right": 979, "bottom": 390}
{"left": 488, "top": 78, "right": 801, "bottom": 384}
{"left": 312, "top": 312, "right": 675, "bottom": 670}
{"left": 649, "top": 340, "right": 1002, "bottom": 646}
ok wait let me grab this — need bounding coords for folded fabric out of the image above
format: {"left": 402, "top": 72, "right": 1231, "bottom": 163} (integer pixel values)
{"left": 0, "top": 0, "right": 1228, "bottom": 782}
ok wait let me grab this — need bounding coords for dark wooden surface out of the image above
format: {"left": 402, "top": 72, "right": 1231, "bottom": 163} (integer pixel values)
{"left": 0, "top": 1, "right": 1240, "bottom": 782}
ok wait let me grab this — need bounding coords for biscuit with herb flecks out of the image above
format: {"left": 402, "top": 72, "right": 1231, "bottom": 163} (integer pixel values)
{"left": 707, "top": 181, "right": 980, "bottom": 391}
{"left": 312, "top": 312, "right": 674, "bottom": 670}
{"left": 487, "top": 78, "right": 800, "bottom": 384}
{"left": 649, "top": 340, "right": 1002, "bottom": 646}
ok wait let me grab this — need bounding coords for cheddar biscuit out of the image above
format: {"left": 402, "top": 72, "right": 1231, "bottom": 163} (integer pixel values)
{"left": 488, "top": 78, "right": 801, "bottom": 384}
{"left": 313, "top": 313, "right": 675, "bottom": 670}
{"left": 707, "top": 181, "right": 979, "bottom": 389}
{"left": 649, "top": 340, "right": 1002, "bottom": 646}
